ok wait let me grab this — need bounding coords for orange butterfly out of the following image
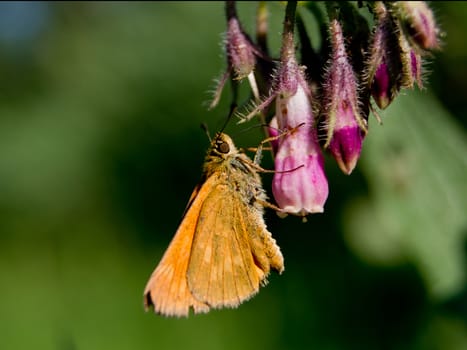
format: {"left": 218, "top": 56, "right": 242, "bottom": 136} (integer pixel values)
{"left": 143, "top": 132, "right": 284, "bottom": 317}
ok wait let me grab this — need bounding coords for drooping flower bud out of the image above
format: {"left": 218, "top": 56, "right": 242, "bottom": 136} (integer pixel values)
{"left": 365, "top": 2, "right": 402, "bottom": 110}
{"left": 226, "top": 11, "right": 256, "bottom": 80}
{"left": 327, "top": 102, "right": 365, "bottom": 175}
{"left": 321, "top": 19, "right": 367, "bottom": 175}
{"left": 365, "top": 2, "right": 426, "bottom": 106}
{"left": 391, "top": 1, "right": 440, "bottom": 53}
{"left": 398, "top": 34, "right": 425, "bottom": 90}
{"left": 209, "top": 1, "right": 263, "bottom": 109}
{"left": 372, "top": 61, "right": 392, "bottom": 109}
{"left": 409, "top": 49, "right": 423, "bottom": 89}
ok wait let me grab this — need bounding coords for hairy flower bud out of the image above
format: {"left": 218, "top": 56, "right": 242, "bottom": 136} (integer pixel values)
{"left": 409, "top": 50, "right": 423, "bottom": 88}
{"left": 398, "top": 32, "right": 424, "bottom": 90}
{"left": 365, "top": 2, "right": 427, "bottom": 107}
{"left": 209, "top": 1, "right": 262, "bottom": 110}
{"left": 226, "top": 16, "right": 256, "bottom": 80}
{"left": 365, "top": 2, "right": 403, "bottom": 109}
{"left": 372, "top": 61, "right": 392, "bottom": 109}
{"left": 327, "top": 102, "right": 365, "bottom": 175}
{"left": 392, "top": 1, "right": 440, "bottom": 53}
{"left": 322, "top": 19, "right": 367, "bottom": 174}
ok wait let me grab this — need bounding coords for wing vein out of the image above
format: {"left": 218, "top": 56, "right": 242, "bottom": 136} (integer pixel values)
{"left": 230, "top": 218, "right": 240, "bottom": 305}
{"left": 235, "top": 202, "right": 256, "bottom": 291}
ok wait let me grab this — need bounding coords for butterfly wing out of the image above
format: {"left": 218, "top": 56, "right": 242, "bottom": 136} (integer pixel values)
{"left": 143, "top": 179, "right": 214, "bottom": 317}
{"left": 186, "top": 180, "right": 284, "bottom": 309}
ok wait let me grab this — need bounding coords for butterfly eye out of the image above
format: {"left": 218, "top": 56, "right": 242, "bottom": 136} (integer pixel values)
{"left": 218, "top": 141, "right": 230, "bottom": 154}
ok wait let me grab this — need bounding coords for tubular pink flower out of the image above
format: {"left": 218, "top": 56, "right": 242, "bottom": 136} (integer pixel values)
{"left": 272, "top": 59, "right": 328, "bottom": 216}
{"left": 240, "top": 1, "right": 328, "bottom": 217}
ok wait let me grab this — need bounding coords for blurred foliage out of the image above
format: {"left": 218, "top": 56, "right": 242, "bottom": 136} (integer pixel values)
{"left": 345, "top": 90, "right": 467, "bottom": 300}
{"left": 0, "top": 2, "right": 465, "bottom": 350}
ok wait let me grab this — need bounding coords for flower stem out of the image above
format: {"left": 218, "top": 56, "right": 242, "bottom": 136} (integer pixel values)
{"left": 280, "top": 1, "right": 297, "bottom": 62}
{"left": 324, "top": 2, "right": 339, "bottom": 22}
{"left": 225, "top": 0, "right": 236, "bottom": 20}
{"left": 256, "top": 1, "right": 269, "bottom": 53}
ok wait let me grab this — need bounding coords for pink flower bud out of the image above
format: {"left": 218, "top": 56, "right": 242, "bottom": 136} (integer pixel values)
{"left": 365, "top": 2, "right": 403, "bottom": 109}
{"left": 372, "top": 60, "right": 392, "bottom": 110}
{"left": 209, "top": 2, "right": 262, "bottom": 110}
{"left": 393, "top": 1, "right": 440, "bottom": 52}
{"left": 322, "top": 19, "right": 367, "bottom": 174}
{"left": 366, "top": 2, "right": 426, "bottom": 101}
{"left": 327, "top": 103, "right": 364, "bottom": 175}
{"left": 226, "top": 17, "right": 256, "bottom": 80}
{"left": 408, "top": 49, "right": 423, "bottom": 89}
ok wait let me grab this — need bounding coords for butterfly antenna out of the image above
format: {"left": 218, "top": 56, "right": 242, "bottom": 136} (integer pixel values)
{"left": 234, "top": 122, "right": 269, "bottom": 137}
{"left": 200, "top": 122, "right": 212, "bottom": 142}
{"left": 218, "top": 102, "right": 238, "bottom": 135}
{"left": 204, "top": 102, "right": 238, "bottom": 143}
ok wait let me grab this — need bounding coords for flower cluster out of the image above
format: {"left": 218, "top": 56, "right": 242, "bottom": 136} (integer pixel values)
{"left": 210, "top": 1, "right": 441, "bottom": 219}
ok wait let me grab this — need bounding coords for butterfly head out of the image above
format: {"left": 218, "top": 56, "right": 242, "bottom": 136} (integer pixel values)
{"left": 210, "top": 133, "right": 238, "bottom": 158}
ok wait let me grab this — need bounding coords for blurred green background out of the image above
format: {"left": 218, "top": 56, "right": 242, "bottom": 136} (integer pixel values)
{"left": 0, "top": 2, "right": 465, "bottom": 350}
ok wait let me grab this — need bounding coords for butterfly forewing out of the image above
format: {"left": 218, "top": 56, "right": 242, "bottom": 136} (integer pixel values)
{"left": 143, "top": 182, "right": 212, "bottom": 317}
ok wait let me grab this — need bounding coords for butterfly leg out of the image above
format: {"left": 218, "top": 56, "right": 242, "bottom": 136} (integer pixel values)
{"left": 252, "top": 122, "right": 306, "bottom": 164}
